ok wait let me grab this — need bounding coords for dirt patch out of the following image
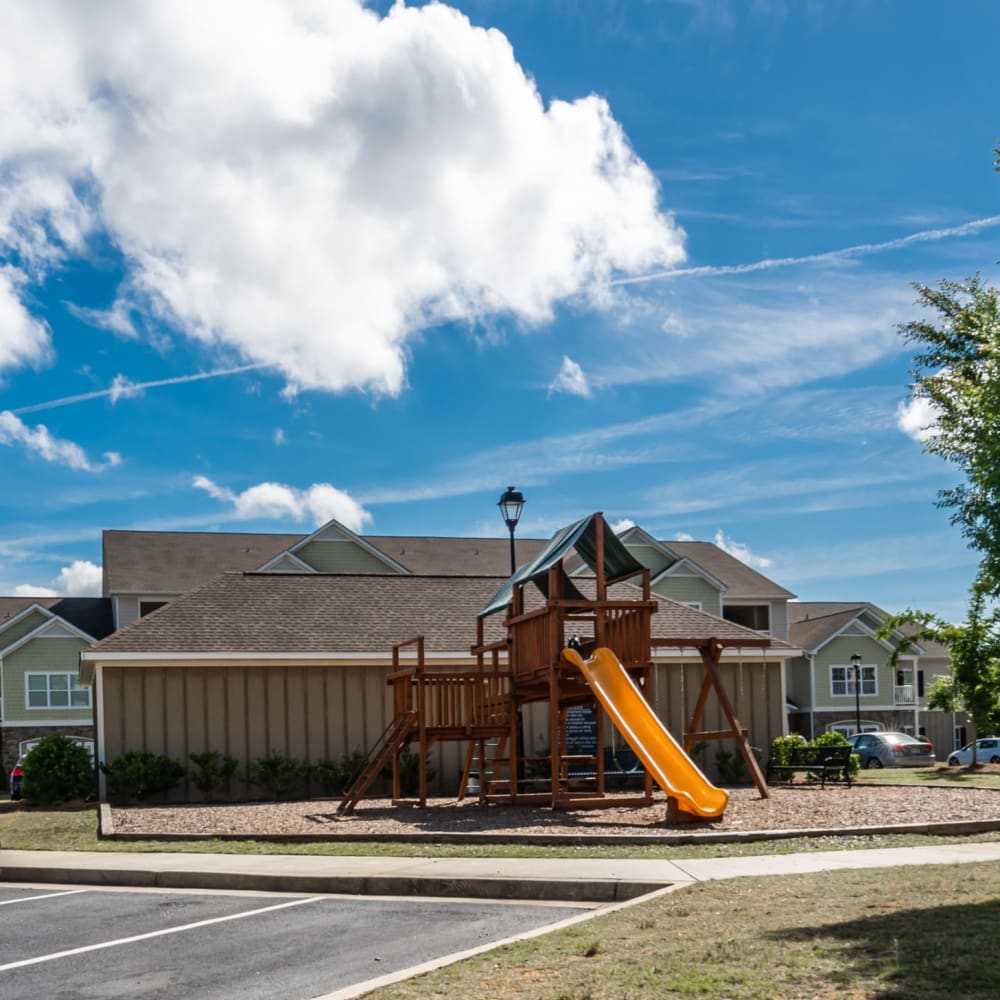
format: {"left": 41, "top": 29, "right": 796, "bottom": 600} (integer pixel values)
{"left": 110, "top": 783, "right": 1000, "bottom": 839}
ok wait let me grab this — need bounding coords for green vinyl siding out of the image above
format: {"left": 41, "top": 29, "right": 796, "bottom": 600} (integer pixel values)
{"left": 813, "top": 635, "right": 890, "bottom": 711}
{"left": 785, "top": 656, "right": 812, "bottom": 708}
{"left": 296, "top": 540, "right": 399, "bottom": 574}
{"left": 3, "top": 636, "right": 92, "bottom": 723}
{"left": 0, "top": 610, "right": 49, "bottom": 652}
{"left": 769, "top": 600, "right": 788, "bottom": 641}
{"left": 652, "top": 575, "right": 721, "bottom": 615}
{"left": 622, "top": 543, "right": 672, "bottom": 577}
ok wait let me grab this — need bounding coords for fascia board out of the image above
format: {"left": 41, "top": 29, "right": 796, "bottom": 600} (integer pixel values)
{"left": 652, "top": 558, "right": 728, "bottom": 592}
{"left": 652, "top": 645, "right": 802, "bottom": 660}
{"left": 0, "top": 602, "right": 54, "bottom": 642}
{"left": 284, "top": 518, "right": 412, "bottom": 575}
{"left": 254, "top": 551, "right": 316, "bottom": 573}
{"left": 0, "top": 616, "right": 96, "bottom": 657}
{"left": 80, "top": 649, "right": 481, "bottom": 663}
{"left": 618, "top": 525, "right": 681, "bottom": 561}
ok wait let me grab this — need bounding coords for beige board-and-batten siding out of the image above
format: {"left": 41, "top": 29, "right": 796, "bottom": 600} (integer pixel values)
{"left": 96, "top": 655, "right": 787, "bottom": 802}
{"left": 649, "top": 656, "right": 785, "bottom": 775}
{"left": 97, "top": 660, "right": 472, "bottom": 802}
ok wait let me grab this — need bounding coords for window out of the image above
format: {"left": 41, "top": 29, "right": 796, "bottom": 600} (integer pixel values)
{"left": 139, "top": 600, "right": 167, "bottom": 617}
{"left": 830, "top": 664, "right": 876, "bottom": 697}
{"left": 26, "top": 672, "right": 91, "bottom": 709}
{"left": 722, "top": 604, "right": 770, "bottom": 633}
{"left": 917, "top": 670, "right": 925, "bottom": 698}
{"left": 683, "top": 602, "right": 702, "bottom": 610}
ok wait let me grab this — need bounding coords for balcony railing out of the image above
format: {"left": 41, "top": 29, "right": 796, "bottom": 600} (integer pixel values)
{"left": 894, "top": 684, "right": 915, "bottom": 706}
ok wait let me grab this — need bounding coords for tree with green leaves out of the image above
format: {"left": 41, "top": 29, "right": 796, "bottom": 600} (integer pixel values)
{"left": 898, "top": 274, "right": 1000, "bottom": 591}
{"left": 877, "top": 583, "right": 1000, "bottom": 763}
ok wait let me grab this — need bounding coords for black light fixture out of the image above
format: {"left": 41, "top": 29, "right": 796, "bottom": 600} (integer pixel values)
{"left": 498, "top": 486, "right": 525, "bottom": 574}
{"left": 850, "top": 652, "right": 862, "bottom": 736}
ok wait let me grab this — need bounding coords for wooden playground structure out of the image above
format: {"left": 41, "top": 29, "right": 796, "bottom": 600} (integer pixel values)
{"left": 339, "top": 512, "right": 770, "bottom": 815}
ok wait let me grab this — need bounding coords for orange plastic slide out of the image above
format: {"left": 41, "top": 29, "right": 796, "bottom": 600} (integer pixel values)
{"left": 562, "top": 646, "right": 729, "bottom": 818}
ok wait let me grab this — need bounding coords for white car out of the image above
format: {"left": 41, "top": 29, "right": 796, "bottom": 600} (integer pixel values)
{"left": 947, "top": 737, "right": 1000, "bottom": 766}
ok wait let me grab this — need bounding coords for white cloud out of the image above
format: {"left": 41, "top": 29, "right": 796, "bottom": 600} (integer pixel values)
{"left": 896, "top": 394, "right": 941, "bottom": 443}
{"left": 0, "top": 1, "right": 684, "bottom": 396}
{"left": 712, "top": 529, "right": 773, "bottom": 570}
{"left": 611, "top": 518, "right": 635, "bottom": 533}
{"left": 13, "top": 558, "right": 102, "bottom": 597}
{"left": 13, "top": 584, "right": 59, "bottom": 598}
{"left": 600, "top": 271, "right": 916, "bottom": 396}
{"left": 549, "top": 356, "right": 592, "bottom": 397}
{"left": 273, "top": 427, "right": 287, "bottom": 446}
{"left": 0, "top": 266, "right": 52, "bottom": 379}
{"left": 0, "top": 410, "right": 121, "bottom": 472}
{"left": 193, "top": 475, "right": 371, "bottom": 531}
{"left": 54, "top": 559, "right": 103, "bottom": 595}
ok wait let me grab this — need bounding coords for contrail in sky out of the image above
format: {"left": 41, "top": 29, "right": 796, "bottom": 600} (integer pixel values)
{"left": 611, "top": 214, "right": 1000, "bottom": 286}
{"left": 10, "top": 363, "right": 274, "bottom": 415}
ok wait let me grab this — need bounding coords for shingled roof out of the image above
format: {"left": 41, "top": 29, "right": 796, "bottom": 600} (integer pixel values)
{"left": 88, "top": 572, "right": 787, "bottom": 657}
{"left": 788, "top": 601, "right": 949, "bottom": 658}
{"left": 0, "top": 596, "right": 114, "bottom": 641}
{"left": 664, "top": 541, "right": 795, "bottom": 599}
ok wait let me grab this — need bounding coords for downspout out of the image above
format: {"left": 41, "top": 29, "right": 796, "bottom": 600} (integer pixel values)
{"left": 808, "top": 653, "right": 816, "bottom": 739}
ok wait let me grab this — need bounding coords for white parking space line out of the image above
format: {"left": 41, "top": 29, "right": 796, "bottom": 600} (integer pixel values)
{"left": 0, "top": 889, "right": 88, "bottom": 907}
{"left": 0, "top": 895, "right": 324, "bottom": 972}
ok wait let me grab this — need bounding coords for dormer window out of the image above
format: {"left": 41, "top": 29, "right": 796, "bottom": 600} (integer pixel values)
{"left": 723, "top": 604, "right": 770, "bottom": 634}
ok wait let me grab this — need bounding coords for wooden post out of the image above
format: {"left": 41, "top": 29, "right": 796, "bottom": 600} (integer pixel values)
{"left": 698, "top": 641, "right": 770, "bottom": 799}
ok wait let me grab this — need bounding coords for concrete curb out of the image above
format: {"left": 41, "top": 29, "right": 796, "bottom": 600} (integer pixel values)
{"left": 98, "top": 817, "right": 1000, "bottom": 846}
{"left": 0, "top": 862, "right": 666, "bottom": 902}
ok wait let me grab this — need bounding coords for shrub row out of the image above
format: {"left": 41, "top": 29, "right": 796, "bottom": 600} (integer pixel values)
{"left": 14, "top": 735, "right": 424, "bottom": 805}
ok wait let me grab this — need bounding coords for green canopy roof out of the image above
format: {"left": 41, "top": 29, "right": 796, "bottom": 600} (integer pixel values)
{"left": 479, "top": 513, "right": 647, "bottom": 617}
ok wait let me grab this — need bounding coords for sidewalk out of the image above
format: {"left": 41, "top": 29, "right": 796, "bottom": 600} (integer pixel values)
{"left": 5, "top": 841, "right": 1000, "bottom": 901}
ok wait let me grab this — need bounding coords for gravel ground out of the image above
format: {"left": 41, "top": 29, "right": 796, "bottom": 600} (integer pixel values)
{"left": 111, "top": 783, "right": 1000, "bottom": 839}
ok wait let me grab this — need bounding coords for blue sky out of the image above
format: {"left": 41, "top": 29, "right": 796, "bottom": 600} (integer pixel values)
{"left": 1, "top": 0, "right": 998, "bottom": 621}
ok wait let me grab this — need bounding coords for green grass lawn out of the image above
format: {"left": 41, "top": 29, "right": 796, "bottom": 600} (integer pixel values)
{"left": 369, "top": 862, "right": 1000, "bottom": 999}
{"left": 4, "top": 781, "right": 1000, "bottom": 999}
{"left": 853, "top": 764, "right": 1000, "bottom": 787}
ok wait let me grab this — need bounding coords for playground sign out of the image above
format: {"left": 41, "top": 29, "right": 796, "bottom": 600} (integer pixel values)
{"left": 565, "top": 705, "right": 597, "bottom": 756}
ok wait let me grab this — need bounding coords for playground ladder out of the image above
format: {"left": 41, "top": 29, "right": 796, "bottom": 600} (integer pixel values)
{"left": 338, "top": 710, "right": 418, "bottom": 814}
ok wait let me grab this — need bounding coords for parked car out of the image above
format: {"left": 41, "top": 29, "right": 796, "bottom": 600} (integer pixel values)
{"left": 847, "top": 731, "right": 935, "bottom": 769}
{"left": 7, "top": 736, "right": 95, "bottom": 800}
{"left": 8, "top": 755, "right": 24, "bottom": 800}
{"left": 947, "top": 737, "right": 1000, "bottom": 766}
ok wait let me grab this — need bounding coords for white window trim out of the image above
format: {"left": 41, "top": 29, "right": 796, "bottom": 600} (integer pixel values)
{"left": 683, "top": 601, "right": 703, "bottom": 610}
{"left": 829, "top": 663, "right": 878, "bottom": 698}
{"left": 25, "top": 671, "right": 92, "bottom": 710}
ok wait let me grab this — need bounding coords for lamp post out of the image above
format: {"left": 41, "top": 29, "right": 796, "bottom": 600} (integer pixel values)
{"left": 498, "top": 486, "right": 525, "bottom": 575}
{"left": 851, "top": 652, "right": 862, "bottom": 736}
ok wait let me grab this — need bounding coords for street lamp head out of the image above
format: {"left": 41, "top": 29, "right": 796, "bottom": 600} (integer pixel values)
{"left": 850, "top": 652, "right": 862, "bottom": 668}
{"left": 498, "top": 486, "right": 525, "bottom": 529}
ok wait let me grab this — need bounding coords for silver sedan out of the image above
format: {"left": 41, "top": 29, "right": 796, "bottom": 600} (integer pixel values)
{"left": 847, "top": 731, "right": 935, "bottom": 769}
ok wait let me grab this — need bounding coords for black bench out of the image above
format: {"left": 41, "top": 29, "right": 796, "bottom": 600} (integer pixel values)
{"left": 766, "top": 745, "right": 853, "bottom": 787}
{"left": 567, "top": 748, "right": 646, "bottom": 788}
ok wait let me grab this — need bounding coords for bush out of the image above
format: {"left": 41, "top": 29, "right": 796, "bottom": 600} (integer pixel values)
{"left": 246, "top": 751, "right": 311, "bottom": 799}
{"left": 713, "top": 744, "right": 763, "bottom": 785}
{"left": 20, "top": 734, "right": 95, "bottom": 805}
{"left": 188, "top": 751, "right": 238, "bottom": 799}
{"left": 381, "top": 747, "right": 436, "bottom": 797}
{"left": 314, "top": 750, "right": 366, "bottom": 796}
{"left": 101, "top": 751, "right": 186, "bottom": 802}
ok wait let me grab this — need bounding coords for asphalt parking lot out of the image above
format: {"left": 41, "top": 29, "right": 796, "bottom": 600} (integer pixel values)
{"left": 0, "top": 884, "right": 593, "bottom": 999}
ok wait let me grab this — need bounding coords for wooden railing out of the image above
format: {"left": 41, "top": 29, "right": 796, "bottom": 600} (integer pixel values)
{"left": 506, "top": 601, "right": 655, "bottom": 677}
{"left": 389, "top": 666, "right": 512, "bottom": 733}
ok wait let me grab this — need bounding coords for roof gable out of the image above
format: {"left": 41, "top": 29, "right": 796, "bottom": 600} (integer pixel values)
{"left": 279, "top": 519, "right": 410, "bottom": 575}
{"left": 651, "top": 557, "right": 727, "bottom": 592}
